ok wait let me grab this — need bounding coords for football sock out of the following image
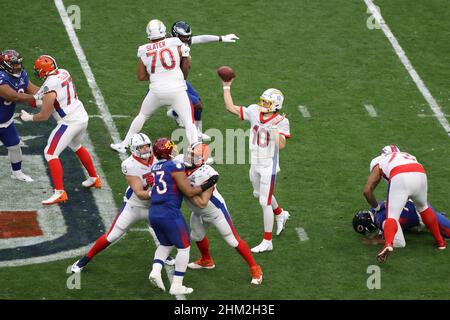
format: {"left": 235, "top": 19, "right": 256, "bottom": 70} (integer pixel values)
{"left": 383, "top": 218, "right": 398, "bottom": 245}
{"left": 75, "top": 146, "right": 97, "bottom": 177}
{"left": 196, "top": 237, "right": 212, "bottom": 260}
{"left": 236, "top": 240, "right": 257, "bottom": 268}
{"left": 48, "top": 158, "right": 64, "bottom": 190}
{"left": 86, "top": 234, "right": 111, "bottom": 259}
{"left": 420, "top": 207, "right": 444, "bottom": 243}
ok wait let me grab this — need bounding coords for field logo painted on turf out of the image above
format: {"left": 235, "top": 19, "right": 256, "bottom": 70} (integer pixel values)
{"left": 366, "top": 265, "right": 381, "bottom": 289}
{"left": 67, "top": 5, "right": 81, "bottom": 30}
{"left": 366, "top": 5, "right": 381, "bottom": 30}
{"left": 66, "top": 265, "right": 81, "bottom": 290}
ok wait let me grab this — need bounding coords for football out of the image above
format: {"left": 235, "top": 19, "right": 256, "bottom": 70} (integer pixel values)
{"left": 217, "top": 66, "right": 235, "bottom": 81}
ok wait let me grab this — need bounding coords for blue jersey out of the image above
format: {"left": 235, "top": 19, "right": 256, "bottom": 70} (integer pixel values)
{"left": 149, "top": 159, "right": 185, "bottom": 218}
{"left": 0, "top": 70, "right": 29, "bottom": 123}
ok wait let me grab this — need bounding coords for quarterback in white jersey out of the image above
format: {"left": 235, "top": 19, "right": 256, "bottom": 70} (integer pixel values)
{"left": 110, "top": 19, "right": 199, "bottom": 154}
{"left": 363, "top": 145, "right": 446, "bottom": 262}
{"left": 71, "top": 133, "right": 155, "bottom": 273}
{"left": 182, "top": 142, "right": 263, "bottom": 285}
{"left": 221, "top": 78, "right": 291, "bottom": 253}
{"left": 20, "top": 55, "right": 101, "bottom": 205}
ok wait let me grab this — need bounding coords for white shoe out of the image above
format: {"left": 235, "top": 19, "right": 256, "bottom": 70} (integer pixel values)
{"left": 198, "top": 132, "right": 211, "bottom": 142}
{"left": 166, "top": 109, "right": 184, "bottom": 127}
{"left": 11, "top": 170, "right": 33, "bottom": 182}
{"left": 275, "top": 210, "right": 290, "bottom": 236}
{"left": 149, "top": 271, "right": 166, "bottom": 292}
{"left": 169, "top": 285, "right": 194, "bottom": 295}
{"left": 251, "top": 239, "right": 273, "bottom": 253}
{"left": 71, "top": 260, "right": 84, "bottom": 273}
{"left": 110, "top": 142, "right": 127, "bottom": 154}
{"left": 42, "top": 190, "right": 68, "bottom": 206}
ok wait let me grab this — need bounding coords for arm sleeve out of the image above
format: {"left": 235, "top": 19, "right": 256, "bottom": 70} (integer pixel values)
{"left": 191, "top": 35, "right": 220, "bottom": 45}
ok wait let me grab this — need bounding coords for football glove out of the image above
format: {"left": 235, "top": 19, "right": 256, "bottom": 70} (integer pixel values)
{"left": 221, "top": 34, "right": 239, "bottom": 43}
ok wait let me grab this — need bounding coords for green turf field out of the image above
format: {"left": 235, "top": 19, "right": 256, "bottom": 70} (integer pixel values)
{"left": 1, "top": 0, "right": 450, "bottom": 300}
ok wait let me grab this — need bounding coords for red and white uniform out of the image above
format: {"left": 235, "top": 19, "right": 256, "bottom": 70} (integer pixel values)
{"left": 136, "top": 38, "right": 198, "bottom": 143}
{"left": 240, "top": 104, "right": 291, "bottom": 206}
{"left": 38, "top": 69, "right": 89, "bottom": 160}
{"left": 186, "top": 164, "right": 240, "bottom": 247}
{"left": 105, "top": 154, "right": 155, "bottom": 243}
{"left": 370, "top": 152, "right": 429, "bottom": 221}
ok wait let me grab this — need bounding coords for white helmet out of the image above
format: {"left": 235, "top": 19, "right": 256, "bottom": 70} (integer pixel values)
{"left": 380, "top": 145, "right": 400, "bottom": 156}
{"left": 258, "top": 88, "right": 284, "bottom": 113}
{"left": 146, "top": 19, "right": 166, "bottom": 40}
{"left": 129, "top": 133, "right": 152, "bottom": 160}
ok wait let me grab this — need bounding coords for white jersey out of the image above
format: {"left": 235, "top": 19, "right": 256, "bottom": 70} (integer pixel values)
{"left": 121, "top": 154, "right": 155, "bottom": 208}
{"left": 186, "top": 164, "right": 226, "bottom": 216}
{"left": 370, "top": 152, "right": 424, "bottom": 180}
{"left": 38, "top": 69, "right": 88, "bottom": 124}
{"left": 240, "top": 104, "right": 290, "bottom": 167}
{"left": 137, "top": 37, "right": 187, "bottom": 93}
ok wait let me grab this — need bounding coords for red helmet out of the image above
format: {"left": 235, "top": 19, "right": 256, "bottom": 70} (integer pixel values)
{"left": 152, "top": 137, "right": 178, "bottom": 160}
{"left": 34, "top": 55, "right": 58, "bottom": 79}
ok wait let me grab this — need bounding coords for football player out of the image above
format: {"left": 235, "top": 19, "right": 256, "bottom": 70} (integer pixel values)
{"left": 148, "top": 137, "right": 218, "bottom": 295}
{"left": 20, "top": 55, "right": 101, "bottom": 205}
{"left": 166, "top": 20, "right": 239, "bottom": 141}
{"left": 220, "top": 78, "right": 291, "bottom": 253}
{"left": 183, "top": 142, "right": 263, "bottom": 284}
{"left": 110, "top": 19, "right": 198, "bottom": 153}
{"left": 71, "top": 133, "right": 155, "bottom": 273}
{"left": 0, "top": 49, "right": 40, "bottom": 182}
{"left": 363, "top": 145, "right": 446, "bottom": 262}
{"left": 353, "top": 200, "right": 450, "bottom": 248}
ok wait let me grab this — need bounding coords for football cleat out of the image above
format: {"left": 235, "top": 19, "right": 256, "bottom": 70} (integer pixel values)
{"left": 250, "top": 265, "right": 263, "bottom": 285}
{"left": 437, "top": 240, "right": 447, "bottom": 250}
{"left": 71, "top": 260, "right": 84, "bottom": 273}
{"left": 11, "top": 170, "right": 33, "bottom": 182}
{"left": 149, "top": 271, "right": 166, "bottom": 292}
{"left": 42, "top": 190, "right": 68, "bottom": 206}
{"left": 376, "top": 243, "right": 393, "bottom": 263}
{"left": 169, "top": 285, "right": 194, "bottom": 295}
{"left": 82, "top": 176, "right": 102, "bottom": 189}
{"left": 251, "top": 239, "right": 273, "bottom": 253}
{"left": 166, "top": 109, "right": 184, "bottom": 127}
{"left": 110, "top": 142, "right": 128, "bottom": 154}
{"left": 275, "top": 210, "right": 290, "bottom": 236}
{"left": 187, "top": 258, "right": 215, "bottom": 270}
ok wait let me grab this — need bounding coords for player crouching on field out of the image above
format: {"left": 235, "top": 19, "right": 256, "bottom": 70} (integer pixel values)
{"left": 183, "top": 142, "right": 263, "bottom": 285}
{"left": 20, "top": 55, "right": 101, "bottom": 205}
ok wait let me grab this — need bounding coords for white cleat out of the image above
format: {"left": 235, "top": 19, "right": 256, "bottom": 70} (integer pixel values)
{"left": 251, "top": 239, "right": 273, "bottom": 253}
{"left": 149, "top": 271, "right": 166, "bottom": 292}
{"left": 169, "top": 285, "right": 194, "bottom": 295}
{"left": 110, "top": 142, "right": 127, "bottom": 154}
{"left": 11, "top": 170, "right": 33, "bottom": 182}
{"left": 275, "top": 210, "right": 290, "bottom": 236}
{"left": 71, "top": 260, "right": 84, "bottom": 273}
{"left": 166, "top": 109, "right": 184, "bottom": 127}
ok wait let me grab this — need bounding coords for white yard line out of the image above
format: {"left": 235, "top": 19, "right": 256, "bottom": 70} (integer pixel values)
{"left": 298, "top": 105, "right": 311, "bottom": 118}
{"left": 54, "top": 0, "right": 181, "bottom": 299}
{"left": 295, "top": 227, "right": 309, "bottom": 242}
{"left": 364, "top": 104, "right": 378, "bottom": 117}
{"left": 365, "top": 0, "right": 450, "bottom": 136}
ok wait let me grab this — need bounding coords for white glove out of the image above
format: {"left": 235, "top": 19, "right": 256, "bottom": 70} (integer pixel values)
{"left": 221, "top": 34, "right": 239, "bottom": 43}
{"left": 181, "top": 44, "right": 190, "bottom": 57}
{"left": 20, "top": 109, "right": 34, "bottom": 122}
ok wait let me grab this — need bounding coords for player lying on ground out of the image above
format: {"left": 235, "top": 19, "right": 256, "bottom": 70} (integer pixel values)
{"left": 182, "top": 142, "right": 263, "bottom": 285}
{"left": 221, "top": 77, "right": 291, "bottom": 253}
{"left": 21, "top": 55, "right": 101, "bottom": 205}
{"left": 353, "top": 199, "right": 450, "bottom": 247}
{"left": 148, "top": 138, "right": 218, "bottom": 295}
{"left": 166, "top": 20, "right": 239, "bottom": 141}
{"left": 0, "top": 49, "right": 40, "bottom": 182}
{"left": 71, "top": 133, "right": 156, "bottom": 273}
{"left": 363, "top": 145, "right": 446, "bottom": 262}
